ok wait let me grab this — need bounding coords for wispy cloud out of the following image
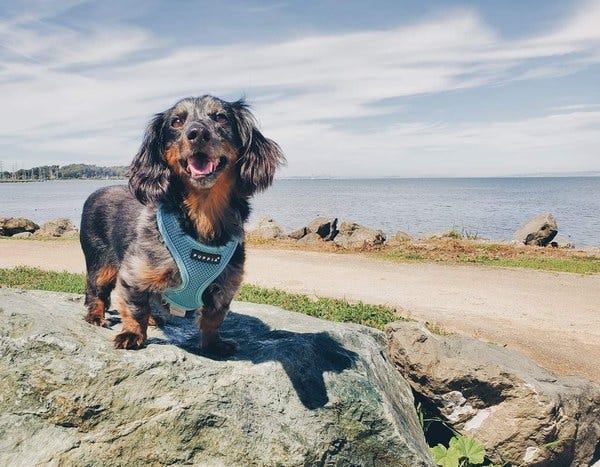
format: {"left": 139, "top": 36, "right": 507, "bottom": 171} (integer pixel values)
{"left": 0, "top": 1, "right": 599, "bottom": 176}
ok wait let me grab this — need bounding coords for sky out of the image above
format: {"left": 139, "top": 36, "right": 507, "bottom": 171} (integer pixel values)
{"left": 0, "top": 0, "right": 599, "bottom": 178}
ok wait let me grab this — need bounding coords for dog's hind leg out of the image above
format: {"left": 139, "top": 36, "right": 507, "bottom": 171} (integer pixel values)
{"left": 84, "top": 265, "right": 117, "bottom": 327}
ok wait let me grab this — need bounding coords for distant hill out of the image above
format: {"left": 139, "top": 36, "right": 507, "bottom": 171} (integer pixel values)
{"left": 1, "top": 164, "right": 129, "bottom": 181}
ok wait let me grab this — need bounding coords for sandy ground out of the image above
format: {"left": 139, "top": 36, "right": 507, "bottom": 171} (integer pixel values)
{"left": 1, "top": 238, "right": 599, "bottom": 383}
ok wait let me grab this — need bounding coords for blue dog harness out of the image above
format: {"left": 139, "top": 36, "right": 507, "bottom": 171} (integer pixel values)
{"left": 156, "top": 205, "right": 239, "bottom": 316}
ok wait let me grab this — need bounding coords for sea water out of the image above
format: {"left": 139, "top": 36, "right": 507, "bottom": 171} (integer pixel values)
{"left": 0, "top": 177, "right": 598, "bottom": 246}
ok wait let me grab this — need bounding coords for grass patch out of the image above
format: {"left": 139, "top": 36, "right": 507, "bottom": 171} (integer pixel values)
{"left": 0, "top": 266, "right": 85, "bottom": 293}
{"left": 374, "top": 238, "right": 600, "bottom": 274}
{"left": 376, "top": 250, "right": 427, "bottom": 262}
{"left": 0, "top": 267, "right": 405, "bottom": 330}
{"left": 424, "top": 321, "right": 452, "bottom": 336}
{"left": 237, "top": 284, "right": 405, "bottom": 330}
{"left": 459, "top": 256, "right": 600, "bottom": 274}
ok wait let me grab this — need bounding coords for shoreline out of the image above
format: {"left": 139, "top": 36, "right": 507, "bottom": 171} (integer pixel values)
{"left": 1, "top": 223, "right": 599, "bottom": 276}
{"left": 2, "top": 176, "right": 600, "bottom": 247}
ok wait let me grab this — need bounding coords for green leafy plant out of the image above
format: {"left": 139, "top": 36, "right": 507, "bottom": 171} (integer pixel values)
{"left": 431, "top": 435, "right": 487, "bottom": 467}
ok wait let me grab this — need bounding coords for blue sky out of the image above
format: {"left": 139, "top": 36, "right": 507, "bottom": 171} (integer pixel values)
{"left": 1, "top": 0, "right": 599, "bottom": 177}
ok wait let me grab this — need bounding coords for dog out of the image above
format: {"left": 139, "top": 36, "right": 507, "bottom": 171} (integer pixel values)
{"left": 80, "top": 95, "right": 284, "bottom": 356}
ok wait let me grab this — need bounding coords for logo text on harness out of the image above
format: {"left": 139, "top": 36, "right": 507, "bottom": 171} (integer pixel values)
{"left": 191, "top": 249, "right": 222, "bottom": 264}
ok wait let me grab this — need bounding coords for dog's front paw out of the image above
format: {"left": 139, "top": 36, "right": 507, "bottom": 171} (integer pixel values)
{"left": 148, "top": 314, "right": 164, "bottom": 327}
{"left": 84, "top": 314, "right": 110, "bottom": 328}
{"left": 202, "top": 337, "right": 237, "bottom": 358}
{"left": 114, "top": 331, "right": 145, "bottom": 350}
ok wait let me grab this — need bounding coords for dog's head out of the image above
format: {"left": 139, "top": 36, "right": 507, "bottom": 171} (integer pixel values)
{"left": 129, "top": 96, "right": 284, "bottom": 205}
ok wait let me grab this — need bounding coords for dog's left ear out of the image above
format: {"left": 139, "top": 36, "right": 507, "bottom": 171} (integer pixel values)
{"left": 231, "top": 100, "right": 285, "bottom": 196}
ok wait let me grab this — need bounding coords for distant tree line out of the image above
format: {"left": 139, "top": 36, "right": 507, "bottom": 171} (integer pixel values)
{"left": 0, "top": 164, "right": 129, "bottom": 181}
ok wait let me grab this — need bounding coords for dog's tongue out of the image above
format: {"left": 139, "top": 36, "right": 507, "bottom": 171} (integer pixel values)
{"left": 187, "top": 155, "right": 216, "bottom": 179}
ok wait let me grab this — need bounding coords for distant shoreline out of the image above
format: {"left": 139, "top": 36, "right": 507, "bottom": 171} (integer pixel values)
{"left": 1, "top": 174, "right": 600, "bottom": 184}
{"left": 0, "top": 177, "right": 126, "bottom": 183}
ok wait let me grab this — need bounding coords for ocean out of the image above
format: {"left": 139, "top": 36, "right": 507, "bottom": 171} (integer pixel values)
{"left": 0, "top": 177, "right": 598, "bottom": 246}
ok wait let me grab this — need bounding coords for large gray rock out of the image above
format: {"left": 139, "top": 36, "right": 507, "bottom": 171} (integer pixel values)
{"left": 0, "top": 217, "right": 39, "bottom": 236}
{"left": 386, "top": 322, "right": 600, "bottom": 467}
{"left": 247, "top": 216, "right": 285, "bottom": 240}
{"left": 287, "top": 226, "right": 308, "bottom": 240}
{"left": 307, "top": 217, "right": 338, "bottom": 241}
{"left": 334, "top": 222, "right": 387, "bottom": 249}
{"left": 0, "top": 288, "right": 433, "bottom": 466}
{"left": 33, "top": 218, "right": 79, "bottom": 238}
{"left": 296, "top": 232, "right": 324, "bottom": 245}
{"left": 11, "top": 231, "right": 33, "bottom": 239}
{"left": 512, "top": 213, "right": 558, "bottom": 246}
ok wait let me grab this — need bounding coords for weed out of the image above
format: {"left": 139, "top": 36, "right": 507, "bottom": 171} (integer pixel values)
{"left": 425, "top": 321, "right": 452, "bottom": 336}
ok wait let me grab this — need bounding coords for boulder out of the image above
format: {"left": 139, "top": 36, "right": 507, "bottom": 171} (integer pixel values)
{"left": 512, "top": 213, "right": 558, "bottom": 246}
{"left": 296, "top": 232, "right": 324, "bottom": 245}
{"left": 0, "top": 288, "right": 434, "bottom": 466}
{"left": 386, "top": 322, "right": 600, "bottom": 467}
{"left": 307, "top": 217, "right": 338, "bottom": 241}
{"left": 334, "top": 222, "right": 386, "bottom": 249}
{"left": 287, "top": 226, "right": 308, "bottom": 240}
{"left": 33, "top": 218, "right": 79, "bottom": 238}
{"left": 11, "top": 232, "right": 33, "bottom": 239}
{"left": 247, "top": 217, "right": 285, "bottom": 240}
{"left": 550, "top": 235, "right": 575, "bottom": 249}
{"left": 387, "top": 231, "right": 412, "bottom": 247}
{"left": 0, "top": 217, "right": 39, "bottom": 236}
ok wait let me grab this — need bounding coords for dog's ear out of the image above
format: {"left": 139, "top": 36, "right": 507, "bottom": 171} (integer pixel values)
{"left": 231, "top": 101, "right": 285, "bottom": 196}
{"left": 128, "top": 112, "right": 170, "bottom": 205}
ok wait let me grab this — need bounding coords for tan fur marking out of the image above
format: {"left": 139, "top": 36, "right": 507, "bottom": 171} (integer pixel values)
{"left": 87, "top": 297, "right": 106, "bottom": 321}
{"left": 114, "top": 296, "right": 149, "bottom": 349}
{"left": 165, "top": 145, "right": 184, "bottom": 175}
{"left": 139, "top": 263, "right": 174, "bottom": 290}
{"left": 165, "top": 138, "right": 238, "bottom": 240}
{"left": 96, "top": 265, "right": 118, "bottom": 288}
{"left": 184, "top": 158, "right": 237, "bottom": 239}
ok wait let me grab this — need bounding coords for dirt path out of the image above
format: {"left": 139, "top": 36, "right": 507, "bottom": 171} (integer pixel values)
{"left": 1, "top": 238, "right": 599, "bottom": 383}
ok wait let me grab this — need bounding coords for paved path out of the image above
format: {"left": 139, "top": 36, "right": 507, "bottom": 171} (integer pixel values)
{"left": 1, "top": 239, "right": 599, "bottom": 382}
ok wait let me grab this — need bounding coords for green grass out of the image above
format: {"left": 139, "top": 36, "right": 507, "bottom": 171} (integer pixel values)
{"left": 375, "top": 249, "right": 600, "bottom": 274}
{"left": 237, "top": 284, "right": 405, "bottom": 330}
{"left": 458, "top": 256, "right": 600, "bottom": 274}
{"left": 376, "top": 250, "right": 427, "bottom": 262}
{"left": 0, "top": 266, "right": 85, "bottom": 293}
{"left": 0, "top": 267, "right": 405, "bottom": 330}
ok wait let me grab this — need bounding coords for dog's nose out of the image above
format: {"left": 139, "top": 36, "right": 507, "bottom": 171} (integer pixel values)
{"left": 186, "top": 123, "right": 211, "bottom": 143}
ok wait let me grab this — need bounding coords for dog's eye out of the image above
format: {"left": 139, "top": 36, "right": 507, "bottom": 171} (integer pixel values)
{"left": 214, "top": 113, "right": 229, "bottom": 124}
{"left": 171, "top": 117, "right": 184, "bottom": 129}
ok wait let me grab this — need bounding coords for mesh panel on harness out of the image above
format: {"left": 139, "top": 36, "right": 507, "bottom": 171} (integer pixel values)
{"left": 156, "top": 205, "right": 239, "bottom": 313}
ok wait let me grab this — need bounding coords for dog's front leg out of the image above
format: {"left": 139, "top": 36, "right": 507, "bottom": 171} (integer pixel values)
{"left": 199, "top": 306, "right": 236, "bottom": 356}
{"left": 199, "top": 283, "right": 238, "bottom": 357}
{"left": 113, "top": 277, "right": 151, "bottom": 350}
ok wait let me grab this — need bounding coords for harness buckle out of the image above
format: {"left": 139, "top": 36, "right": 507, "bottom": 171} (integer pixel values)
{"left": 169, "top": 305, "right": 187, "bottom": 317}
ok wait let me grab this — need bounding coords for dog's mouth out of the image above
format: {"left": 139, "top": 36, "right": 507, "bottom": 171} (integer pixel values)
{"left": 181, "top": 154, "right": 228, "bottom": 180}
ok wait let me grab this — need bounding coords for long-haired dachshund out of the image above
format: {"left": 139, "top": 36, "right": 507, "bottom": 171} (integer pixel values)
{"left": 80, "top": 95, "right": 284, "bottom": 356}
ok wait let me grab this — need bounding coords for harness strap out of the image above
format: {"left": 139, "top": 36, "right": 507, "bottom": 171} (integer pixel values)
{"left": 156, "top": 205, "right": 239, "bottom": 313}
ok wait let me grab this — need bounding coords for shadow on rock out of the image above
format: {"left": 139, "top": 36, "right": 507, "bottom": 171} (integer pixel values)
{"left": 147, "top": 311, "right": 358, "bottom": 410}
